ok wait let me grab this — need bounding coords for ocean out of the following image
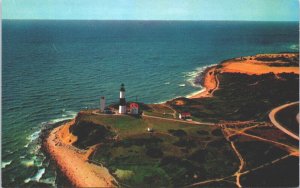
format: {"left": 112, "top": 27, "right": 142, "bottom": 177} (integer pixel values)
{"left": 2, "top": 20, "right": 299, "bottom": 187}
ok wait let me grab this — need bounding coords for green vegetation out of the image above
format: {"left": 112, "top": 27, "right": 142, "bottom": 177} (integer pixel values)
{"left": 255, "top": 55, "right": 299, "bottom": 67}
{"left": 71, "top": 113, "right": 238, "bottom": 187}
{"left": 143, "top": 104, "right": 176, "bottom": 119}
{"left": 234, "top": 138, "right": 289, "bottom": 170}
{"left": 168, "top": 72, "right": 299, "bottom": 122}
{"left": 70, "top": 120, "right": 114, "bottom": 149}
{"left": 245, "top": 126, "right": 299, "bottom": 147}
{"left": 241, "top": 156, "right": 299, "bottom": 187}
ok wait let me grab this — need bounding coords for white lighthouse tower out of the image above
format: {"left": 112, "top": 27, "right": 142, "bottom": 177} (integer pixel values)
{"left": 119, "top": 83, "right": 126, "bottom": 114}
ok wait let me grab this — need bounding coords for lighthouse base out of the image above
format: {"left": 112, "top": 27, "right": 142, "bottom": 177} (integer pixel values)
{"left": 119, "top": 106, "right": 126, "bottom": 114}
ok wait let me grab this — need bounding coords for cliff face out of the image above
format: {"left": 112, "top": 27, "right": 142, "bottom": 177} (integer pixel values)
{"left": 42, "top": 113, "right": 118, "bottom": 187}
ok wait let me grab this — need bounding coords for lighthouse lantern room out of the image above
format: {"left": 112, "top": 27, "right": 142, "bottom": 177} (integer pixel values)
{"left": 119, "top": 83, "right": 126, "bottom": 114}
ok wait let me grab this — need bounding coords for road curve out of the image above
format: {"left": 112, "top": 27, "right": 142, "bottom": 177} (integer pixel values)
{"left": 269, "top": 101, "right": 299, "bottom": 140}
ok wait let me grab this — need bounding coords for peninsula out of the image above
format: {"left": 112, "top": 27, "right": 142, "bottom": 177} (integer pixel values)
{"left": 43, "top": 53, "right": 299, "bottom": 187}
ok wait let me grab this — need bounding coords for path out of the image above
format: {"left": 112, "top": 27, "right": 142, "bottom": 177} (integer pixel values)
{"left": 91, "top": 109, "right": 216, "bottom": 126}
{"left": 142, "top": 112, "right": 215, "bottom": 126}
{"left": 230, "top": 141, "right": 245, "bottom": 188}
{"left": 210, "top": 74, "right": 220, "bottom": 96}
{"left": 162, "top": 103, "right": 177, "bottom": 118}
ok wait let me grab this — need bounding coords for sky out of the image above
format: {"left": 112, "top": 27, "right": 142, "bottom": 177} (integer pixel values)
{"left": 2, "top": 0, "right": 299, "bottom": 21}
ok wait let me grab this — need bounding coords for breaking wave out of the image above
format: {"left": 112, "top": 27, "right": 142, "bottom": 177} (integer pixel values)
{"left": 289, "top": 44, "right": 299, "bottom": 51}
{"left": 1, "top": 160, "right": 12, "bottom": 169}
{"left": 50, "top": 110, "right": 77, "bottom": 123}
{"left": 183, "top": 64, "right": 216, "bottom": 87}
{"left": 24, "top": 168, "right": 45, "bottom": 183}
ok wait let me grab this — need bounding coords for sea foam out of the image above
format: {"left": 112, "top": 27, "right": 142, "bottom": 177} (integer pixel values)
{"left": 50, "top": 110, "right": 77, "bottom": 123}
{"left": 289, "top": 44, "right": 299, "bottom": 50}
{"left": 24, "top": 168, "right": 45, "bottom": 183}
{"left": 1, "top": 161, "right": 12, "bottom": 168}
{"left": 27, "top": 130, "right": 41, "bottom": 142}
{"left": 184, "top": 64, "right": 217, "bottom": 87}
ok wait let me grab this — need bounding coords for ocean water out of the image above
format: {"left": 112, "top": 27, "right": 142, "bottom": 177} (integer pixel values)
{"left": 2, "top": 20, "right": 299, "bottom": 186}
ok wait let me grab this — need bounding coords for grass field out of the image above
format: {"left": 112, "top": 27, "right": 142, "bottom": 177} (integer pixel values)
{"left": 143, "top": 104, "right": 176, "bottom": 119}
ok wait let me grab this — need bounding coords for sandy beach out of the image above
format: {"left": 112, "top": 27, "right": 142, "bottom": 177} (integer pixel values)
{"left": 44, "top": 120, "right": 117, "bottom": 187}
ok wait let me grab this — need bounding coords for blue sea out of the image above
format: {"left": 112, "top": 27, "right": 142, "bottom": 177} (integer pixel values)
{"left": 2, "top": 20, "right": 299, "bottom": 186}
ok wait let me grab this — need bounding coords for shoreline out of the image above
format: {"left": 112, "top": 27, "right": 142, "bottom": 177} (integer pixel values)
{"left": 42, "top": 118, "right": 117, "bottom": 187}
{"left": 155, "top": 64, "right": 219, "bottom": 103}
{"left": 188, "top": 65, "right": 218, "bottom": 99}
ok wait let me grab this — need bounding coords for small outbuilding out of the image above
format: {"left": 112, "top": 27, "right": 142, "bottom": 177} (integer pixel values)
{"left": 129, "top": 103, "right": 139, "bottom": 115}
{"left": 179, "top": 112, "right": 191, "bottom": 120}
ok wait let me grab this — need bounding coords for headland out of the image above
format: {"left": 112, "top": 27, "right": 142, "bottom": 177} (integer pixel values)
{"left": 42, "top": 52, "right": 299, "bottom": 187}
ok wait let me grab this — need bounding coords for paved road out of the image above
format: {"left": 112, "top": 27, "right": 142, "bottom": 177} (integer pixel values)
{"left": 269, "top": 101, "right": 299, "bottom": 140}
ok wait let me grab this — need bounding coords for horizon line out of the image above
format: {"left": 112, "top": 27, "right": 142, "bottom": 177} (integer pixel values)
{"left": 2, "top": 18, "right": 299, "bottom": 22}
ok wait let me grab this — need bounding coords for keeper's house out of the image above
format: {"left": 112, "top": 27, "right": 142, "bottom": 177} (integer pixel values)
{"left": 129, "top": 103, "right": 139, "bottom": 115}
{"left": 179, "top": 112, "right": 191, "bottom": 120}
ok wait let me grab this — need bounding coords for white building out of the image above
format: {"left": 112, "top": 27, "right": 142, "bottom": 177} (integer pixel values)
{"left": 100, "top": 96, "right": 105, "bottom": 112}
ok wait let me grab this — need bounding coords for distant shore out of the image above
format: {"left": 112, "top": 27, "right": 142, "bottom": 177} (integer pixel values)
{"left": 189, "top": 52, "right": 299, "bottom": 99}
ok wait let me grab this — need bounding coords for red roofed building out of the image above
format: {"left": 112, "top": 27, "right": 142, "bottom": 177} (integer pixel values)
{"left": 130, "top": 103, "right": 139, "bottom": 115}
{"left": 179, "top": 112, "right": 191, "bottom": 120}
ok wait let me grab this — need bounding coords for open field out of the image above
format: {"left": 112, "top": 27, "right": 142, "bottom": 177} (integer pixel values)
{"left": 234, "top": 138, "right": 289, "bottom": 170}
{"left": 241, "top": 156, "right": 299, "bottom": 187}
{"left": 245, "top": 126, "right": 299, "bottom": 147}
{"left": 143, "top": 104, "right": 175, "bottom": 119}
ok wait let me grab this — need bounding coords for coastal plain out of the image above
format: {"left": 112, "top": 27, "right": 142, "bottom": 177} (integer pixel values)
{"left": 43, "top": 53, "right": 299, "bottom": 187}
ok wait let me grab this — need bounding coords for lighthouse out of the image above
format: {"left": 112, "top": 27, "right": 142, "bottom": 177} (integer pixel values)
{"left": 119, "top": 83, "right": 126, "bottom": 114}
